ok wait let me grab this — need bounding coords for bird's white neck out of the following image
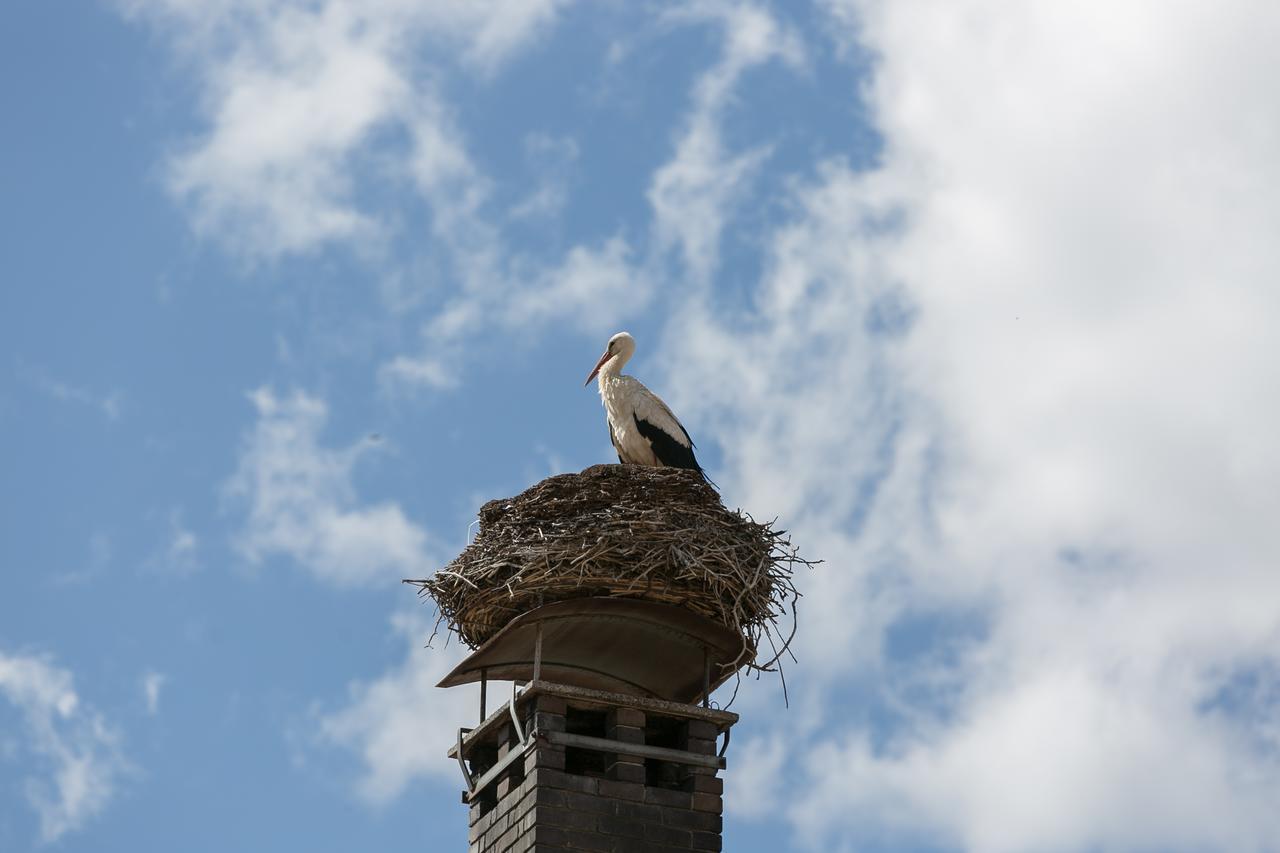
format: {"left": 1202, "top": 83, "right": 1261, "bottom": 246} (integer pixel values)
{"left": 595, "top": 353, "right": 628, "bottom": 401}
{"left": 599, "top": 351, "right": 629, "bottom": 380}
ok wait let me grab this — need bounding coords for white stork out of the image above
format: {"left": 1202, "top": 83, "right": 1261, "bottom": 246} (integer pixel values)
{"left": 584, "top": 331, "right": 709, "bottom": 480}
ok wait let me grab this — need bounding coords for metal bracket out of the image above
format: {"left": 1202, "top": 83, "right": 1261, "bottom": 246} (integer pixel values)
{"left": 456, "top": 683, "right": 534, "bottom": 800}
{"left": 544, "top": 730, "right": 726, "bottom": 770}
{"left": 456, "top": 727, "right": 475, "bottom": 792}
{"left": 465, "top": 739, "right": 530, "bottom": 802}
{"left": 701, "top": 648, "right": 711, "bottom": 708}
{"left": 532, "top": 623, "right": 544, "bottom": 682}
{"left": 509, "top": 680, "right": 525, "bottom": 744}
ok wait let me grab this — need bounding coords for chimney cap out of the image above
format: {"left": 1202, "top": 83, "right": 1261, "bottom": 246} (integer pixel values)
{"left": 436, "top": 597, "right": 752, "bottom": 703}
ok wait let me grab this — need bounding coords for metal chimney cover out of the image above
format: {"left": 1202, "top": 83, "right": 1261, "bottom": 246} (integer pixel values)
{"left": 436, "top": 597, "right": 752, "bottom": 703}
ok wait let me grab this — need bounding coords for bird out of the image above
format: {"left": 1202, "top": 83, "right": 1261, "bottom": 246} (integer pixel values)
{"left": 584, "top": 331, "right": 709, "bottom": 480}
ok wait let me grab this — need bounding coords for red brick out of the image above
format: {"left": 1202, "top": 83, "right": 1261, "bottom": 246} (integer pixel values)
{"left": 684, "top": 736, "right": 717, "bottom": 756}
{"left": 531, "top": 786, "right": 566, "bottom": 808}
{"left": 661, "top": 806, "right": 720, "bottom": 833}
{"left": 605, "top": 760, "right": 646, "bottom": 784}
{"left": 530, "top": 710, "right": 566, "bottom": 733}
{"left": 491, "top": 821, "right": 521, "bottom": 853}
{"left": 486, "top": 810, "right": 513, "bottom": 841}
{"left": 496, "top": 773, "right": 518, "bottom": 799}
{"left": 530, "top": 825, "right": 613, "bottom": 851}
{"left": 685, "top": 720, "right": 718, "bottom": 741}
{"left": 533, "top": 695, "right": 567, "bottom": 714}
{"left": 643, "top": 821, "right": 692, "bottom": 846}
{"left": 531, "top": 805, "right": 598, "bottom": 831}
{"left": 609, "top": 839, "right": 680, "bottom": 853}
{"left": 690, "top": 829, "right": 723, "bottom": 851}
{"left": 596, "top": 813, "right": 648, "bottom": 838}
{"left": 607, "top": 708, "right": 645, "bottom": 728}
{"left": 509, "top": 827, "right": 535, "bottom": 852}
{"left": 643, "top": 787, "right": 692, "bottom": 809}
{"left": 597, "top": 778, "right": 644, "bottom": 801}
{"left": 687, "top": 773, "right": 723, "bottom": 795}
{"left": 470, "top": 805, "right": 500, "bottom": 842}
{"left": 691, "top": 792, "right": 722, "bottom": 814}
{"left": 524, "top": 744, "right": 565, "bottom": 773}
{"left": 562, "top": 791, "right": 615, "bottom": 815}
{"left": 613, "top": 800, "right": 661, "bottom": 821}
{"left": 606, "top": 723, "right": 645, "bottom": 744}
{"left": 527, "top": 768, "right": 599, "bottom": 795}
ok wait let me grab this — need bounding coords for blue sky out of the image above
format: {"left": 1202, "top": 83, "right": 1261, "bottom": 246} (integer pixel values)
{"left": 4, "top": 1, "right": 1280, "bottom": 851}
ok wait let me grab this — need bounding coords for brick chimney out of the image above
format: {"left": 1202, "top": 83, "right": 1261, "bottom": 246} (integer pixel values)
{"left": 437, "top": 598, "right": 747, "bottom": 852}
{"left": 457, "top": 681, "right": 736, "bottom": 853}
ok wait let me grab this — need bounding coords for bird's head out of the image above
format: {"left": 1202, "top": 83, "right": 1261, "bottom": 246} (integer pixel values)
{"left": 584, "top": 331, "right": 636, "bottom": 385}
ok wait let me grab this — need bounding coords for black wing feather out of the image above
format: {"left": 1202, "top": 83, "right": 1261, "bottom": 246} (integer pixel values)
{"left": 634, "top": 414, "right": 704, "bottom": 474}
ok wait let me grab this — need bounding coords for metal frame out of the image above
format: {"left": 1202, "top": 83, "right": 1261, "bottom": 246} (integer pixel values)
{"left": 508, "top": 680, "right": 525, "bottom": 744}
{"left": 701, "top": 649, "right": 710, "bottom": 708}
{"left": 544, "top": 730, "right": 726, "bottom": 770}
{"left": 456, "top": 637, "right": 544, "bottom": 797}
{"left": 455, "top": 727, "right": 474, "bottom": 791}
{"left": 465, "top": 742, "right": 526, "bottom": 801}
{"left": 453, "top": 626, "right": 734, "bottom": 798}
{"left": 458, "top": 686, "right": 530, "bottom": 799}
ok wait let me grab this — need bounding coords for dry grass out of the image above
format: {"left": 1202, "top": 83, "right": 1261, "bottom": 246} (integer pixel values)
{"left": 404, "top": 464, "right": 814, "bottom": 679}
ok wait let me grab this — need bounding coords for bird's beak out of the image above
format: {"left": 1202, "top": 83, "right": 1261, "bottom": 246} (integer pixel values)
{"left": 584, "top": 351, "right": 611, "bottom": 386}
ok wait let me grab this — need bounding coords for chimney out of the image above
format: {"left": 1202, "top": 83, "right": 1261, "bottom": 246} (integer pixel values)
{"left": 438, "top": 598, "right": 742, "bottom": 852}
{"left": 411, "top": 465, "right": 806, "bottom": 851}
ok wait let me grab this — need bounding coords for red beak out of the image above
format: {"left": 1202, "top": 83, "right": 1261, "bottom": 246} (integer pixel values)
{"left": 584, "top": 351, "right": 611, "bottom": 386}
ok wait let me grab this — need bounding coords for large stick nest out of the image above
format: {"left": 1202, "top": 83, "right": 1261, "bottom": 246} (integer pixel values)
{"left": 405, "top": 464, "right": 813, "bottom": 678}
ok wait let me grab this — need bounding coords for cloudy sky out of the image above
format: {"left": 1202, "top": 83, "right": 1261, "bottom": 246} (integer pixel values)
{"left": 3, "top": 1, "right": 1279, "bottom": 850}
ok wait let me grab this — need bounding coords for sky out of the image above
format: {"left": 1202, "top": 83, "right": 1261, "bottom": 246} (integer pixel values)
{"left": 2, "top": 1, "right": 1279, "bottom": 851}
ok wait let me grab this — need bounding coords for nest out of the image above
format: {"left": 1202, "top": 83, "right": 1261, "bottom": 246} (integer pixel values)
{"left": 405, "top": 464, "right": 813, "bottom": 680}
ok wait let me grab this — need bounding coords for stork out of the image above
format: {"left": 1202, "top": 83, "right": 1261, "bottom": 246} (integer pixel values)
{"left": 584, "top": 331, "right": 709, "bottom": 480}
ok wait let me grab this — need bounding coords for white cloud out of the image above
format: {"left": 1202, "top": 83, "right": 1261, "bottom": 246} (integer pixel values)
{"left": 315, "top": 609, "right": 475, "bottom": 803}
{"left": 166, "top": 528, "right": 198, "bottom": 571}
{"left": 121, "top": 0, "right": 566, "bottom": 260}
{"left": 52, "top": 531, "right": 117, "bottom": 586}
{"left": 15, "top": 362, "right": 123, "bottom": 422}
{"left": 225, "top": 387, "right": 432, "bottom": 585}
{"left": 504, "top": 237, "right": 647, "bottom": 334}
{"left": 0, "top": 651, "right": 130, "bottom": 844}
{"left": 371, "top": 86, "right": 648, "bottom": 394}
{"left": 380, "top": 235, "right": 650, "bottom": 395}
{"left": 144, "top": 508, "right": 200, "bottom": 575}
{"left": 377, "top": 353, "right": 460, "bottom": 393}
{"left": 723, "top": 732, "right": 786, "bottom": 818}
{"left": 123, "top": 0, "right": 655, "bottom": 393}
{"left": 141, "top": 672, "right": 165, "bottom": 716}
{"left": 651, "top": 0, "right": 1280, "bottom": 849}
{"left": 793, "top": 664, "right": 1280, "bottom": 853}
{"left": 508, "top": 133, "right": 579, "bottom": 222}
{"left": 381, "top": 3, "right": 801, "bottom": 395}
{"left": 649, "top": 3, "right": 804, "bottom": 285}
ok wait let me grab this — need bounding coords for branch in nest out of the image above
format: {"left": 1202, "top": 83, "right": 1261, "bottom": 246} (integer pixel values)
{"left": 403, "top": 464, "right": 818, "bottom": 685}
